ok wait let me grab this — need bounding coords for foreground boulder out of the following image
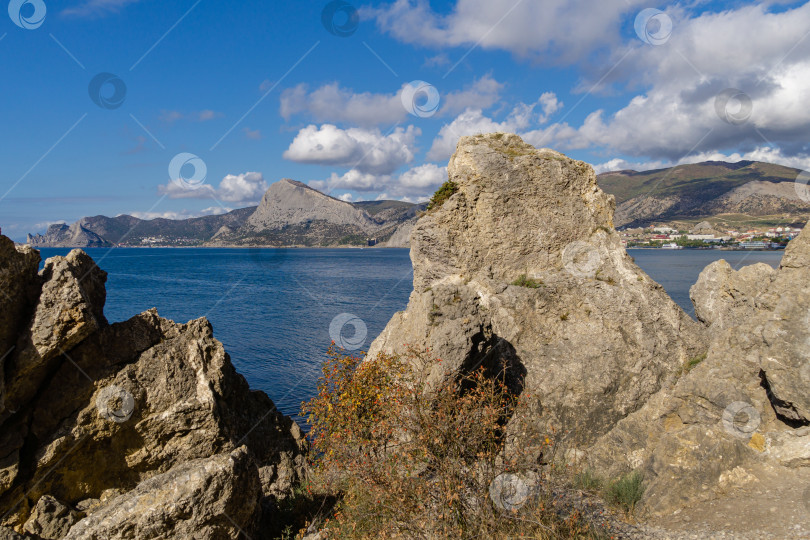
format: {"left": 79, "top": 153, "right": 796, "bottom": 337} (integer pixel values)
{"left": 0, "top": 239, "right": 307, "bottom": 537}
{"left": 588, "top": 224, "right": 810, "bottom": 514}
{"left": 368, "top": 133, "right": 707, "bottom": 448}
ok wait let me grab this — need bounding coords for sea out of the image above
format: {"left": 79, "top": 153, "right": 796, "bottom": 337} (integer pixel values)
{"left": 36, "top": 247, "right": 784, "bottom": 424}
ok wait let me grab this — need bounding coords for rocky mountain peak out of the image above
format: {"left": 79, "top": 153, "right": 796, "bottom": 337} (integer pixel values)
{"left": 245, "top": 178, "right": 376, "bottom": 232}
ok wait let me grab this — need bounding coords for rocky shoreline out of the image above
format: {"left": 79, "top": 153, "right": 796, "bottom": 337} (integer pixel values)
{"left": 1, "top": 133, "right": 808, "bottom": 539}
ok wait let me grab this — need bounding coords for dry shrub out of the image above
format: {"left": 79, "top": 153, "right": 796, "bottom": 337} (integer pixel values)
{"left": 301, "top": 346, "right": 604, "bottom": 539}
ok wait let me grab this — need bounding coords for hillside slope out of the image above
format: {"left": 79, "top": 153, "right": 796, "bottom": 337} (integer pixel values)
{"left": 597, "top": 161, "right": 810, "bottom": 227}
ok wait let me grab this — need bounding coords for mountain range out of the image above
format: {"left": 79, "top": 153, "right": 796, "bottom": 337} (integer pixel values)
{"left": 26, "top": 160, "right": 810, "bottom": 248}
{"left": 599, "top": 160, "right": 810, "bottom": 229}
{"left": 27, "top": 179, "right": 423, "bottom": 248}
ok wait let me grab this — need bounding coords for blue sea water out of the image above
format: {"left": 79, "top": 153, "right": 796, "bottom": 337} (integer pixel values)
{"left": 36, "top": 247, "right": 784, "bottom": 422}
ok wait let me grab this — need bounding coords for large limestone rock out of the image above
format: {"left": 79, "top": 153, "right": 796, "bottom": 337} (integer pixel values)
{"left": 64, "top": 448, "right": 260, "bottom": 539}
{"left": 588, "top": 224, "right": 810, "bottom": 514}
{"left": 368, "top": 133, "right": 707, "bottom": 447}
{"left": 0, "top": 244, "right": 307, "bottom": 537}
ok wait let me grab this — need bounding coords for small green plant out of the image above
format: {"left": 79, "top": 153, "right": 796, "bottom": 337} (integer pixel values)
{"left": 604, "top": 471, "right": 644, "bottom": 514}
{"left": 427, "top": 180, "right": 459, "bottom": 210}
{"left": 684, "top": 353, "right": 707, "bottom": 373}
{"left": 595, "top": 270, "right": 616, "bottom": 286}
{"left": 511, "top": 274, "right": 543, "bottom": 288}
{"left": 573, "top": 469, "right": 602, "bottom": 492}
{"left": 559, "top": 312, "right": 569, "bottom": 321}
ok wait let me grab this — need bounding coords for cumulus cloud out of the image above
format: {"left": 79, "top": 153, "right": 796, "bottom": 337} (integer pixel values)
{"left": 594, "top": 147, "right": 810, "bottom": 175}
{"left": 427, "top": 93, "right": 562, "bottom": 160}
{"left": 158, "top": 172, "right": 269, "bottom": 205}
{"left": 533, "top": 3, "right": 810, "bottom": 161}
{"left": 310, "top": 163, "right": 447, "bottom": 199}
{"left": 281, "top": 83, "right": 405, "bottom": 127}
{"left": 283, "top": 124, "right": 419, "bottom": 175}
{"left": 364, "top": 0, "right": 647, "bottom": 64}
{"left": 280, "top": 76, "right": 503, "bottom": 127}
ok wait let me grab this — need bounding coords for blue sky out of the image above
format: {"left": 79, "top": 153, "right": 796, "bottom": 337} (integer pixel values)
{"left": 2, "top": 0, "right": 810, "bottom": 241}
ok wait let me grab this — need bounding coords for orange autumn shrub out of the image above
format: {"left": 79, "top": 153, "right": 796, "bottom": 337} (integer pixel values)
{"left": 301, "top": 346, "right": 602, "bottom": 539}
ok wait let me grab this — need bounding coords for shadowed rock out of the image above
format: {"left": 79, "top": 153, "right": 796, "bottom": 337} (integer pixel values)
{"left": 0, "top": 245, "right": 307, "bottom": 537}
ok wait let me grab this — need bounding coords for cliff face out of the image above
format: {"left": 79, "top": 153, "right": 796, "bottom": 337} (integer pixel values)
{"left": 27, "top": 223, "right": 111, "bottom": 248}
{"left": 588, "top": 225, "right": 810, "bottom": 514}
{"left": 368, "top": 133, "right": 708, "bottom": 448}
{"left": 0, "top": 235, "right": 306, "bottom": 537}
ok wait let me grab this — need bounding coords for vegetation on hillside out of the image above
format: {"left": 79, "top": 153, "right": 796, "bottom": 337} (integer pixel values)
{"left": 427, "top": 180, "right": 459, "bottom": 211}
{"left": 295, "top": 346, "right": 619, "bottom": 539}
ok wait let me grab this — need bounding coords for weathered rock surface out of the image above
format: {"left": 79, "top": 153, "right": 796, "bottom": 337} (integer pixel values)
{"left": 368, "top": 133, "right": 707, "bottom": 448}
{"left": 0, "top": 241, "right": 307, "bottom": 537}
{"left": 22, "top": 495, "right": 81, "bottom": 539}
{"left": 64, "top": 447, "right": 260, "bottom": 540}
{"left": 26, "top": 223, "right": 110, "bottom": 249}
{"left": 587, "top": 224, "right": 810, "bottom": 515}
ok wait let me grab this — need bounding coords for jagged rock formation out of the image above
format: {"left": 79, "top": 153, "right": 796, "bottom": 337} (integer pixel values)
{"left": 0, "top": 235, "right": 306, "bottom": 537}
{"left": 27, "top": 223, "right": 110, "bottom": 248}
{"left": 367, "top": 133, "right": 707, "bottom": 448}
{"left": 587, "top": 225, "right": 810, "bottom": 514}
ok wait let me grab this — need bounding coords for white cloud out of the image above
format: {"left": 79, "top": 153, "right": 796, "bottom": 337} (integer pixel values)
{"left": 158, "top": 172, "right": 269, "bottom": 205}
{"left": 364, "top": 0, "right": 647, "bottom": 64}
{"left": 283, "top": 124, "right": 419, "bottom": 175}
{"left": 281, "top": 83, "right": 405, "bottom": 127}
{"left": 593, "top": 147, "right": 810, "bottom": 175}
{"left": 427, "top": 93, "right": 561, "bottom": 161}
{"left": 62, "top": 0, "right": 140, "bottom": 17}
{"left": 310, "top": 163, "right": 447, "bottom": 199}
{"left": 535, "top": 3, "right": 810, "bottom": 161}
{"left": 280, "top": 76, "right": 504, "bottom": 127}
{"left": 123, "top": 207, "right": 231, "bottom": 221}
{"left": 439, "top": 75, "right": 504, "bottom": 117}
